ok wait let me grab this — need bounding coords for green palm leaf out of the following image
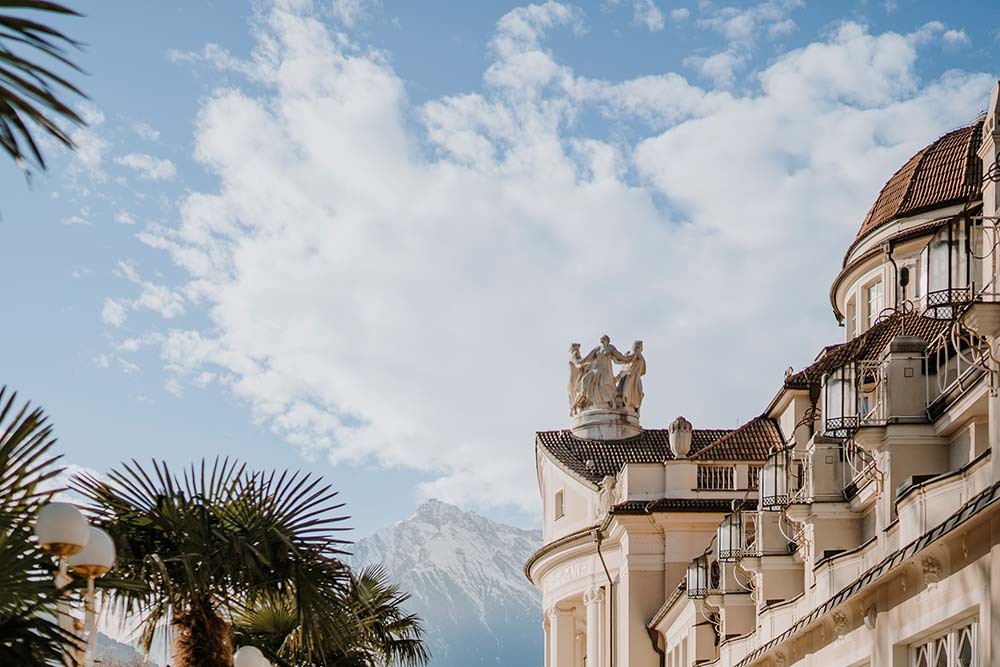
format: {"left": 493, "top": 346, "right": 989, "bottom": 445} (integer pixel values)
{"left": 0, "top": 386, "right": 82, "bottom": 667}
{"left": 0, "top": 0, "right": 85, "bottom": 171}
{"left": 73, "top": 458, "right": 355, "bottom": 667}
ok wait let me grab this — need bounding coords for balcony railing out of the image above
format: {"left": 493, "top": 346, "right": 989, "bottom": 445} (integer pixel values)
{"left": 697, "top": 465, "right": 735, "bottom": 490}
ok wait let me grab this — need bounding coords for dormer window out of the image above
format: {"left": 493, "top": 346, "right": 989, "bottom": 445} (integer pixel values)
{"left": 554, "top": 490, "right": 565, "bottom": 520}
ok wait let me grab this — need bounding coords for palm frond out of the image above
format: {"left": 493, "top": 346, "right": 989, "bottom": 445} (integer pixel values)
{"left": 73, "top": 458, "right": 357, "bottom": 667}
{"left": 0, "top": 0, "right": 84, "bottom": 171}
{"left": 0, "top": 386, "right": 80, "bottom": 666}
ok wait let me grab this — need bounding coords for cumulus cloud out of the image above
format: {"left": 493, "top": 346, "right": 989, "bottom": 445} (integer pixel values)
{"left": 114, "top": 209, "right": 137, "bottom": 225}
{"left": 116, "top": 0, "right": 991, "bottom": 512}
{"left": 133, "top": 122, "right": 161, "bottom": 141}
{"left": 686, "top": 0, "right": 803, "bottom": 87}
{"left": 114, "top": 153, "right": 177, "bottom": 181}
{"left": 633, "top": 0, "right": 665, "bottom": 31}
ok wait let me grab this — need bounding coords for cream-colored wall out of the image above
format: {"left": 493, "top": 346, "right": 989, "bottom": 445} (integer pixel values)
{"left": 621, "top": 463, "right": 665, "bottom": 501}
{"left": 540, "top": 455, "right": 598, "bottom": 543}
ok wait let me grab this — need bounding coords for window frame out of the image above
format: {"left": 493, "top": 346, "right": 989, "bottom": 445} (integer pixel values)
{"left": 554, "top": 489, "right": 565, "bottom": 520}
{"left": 909, "top": 619, "right": 976, "bottom": 667}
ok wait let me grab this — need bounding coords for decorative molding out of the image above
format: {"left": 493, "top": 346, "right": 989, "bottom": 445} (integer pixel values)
{"left": 831, "top": 609, "right": 850, "bottom": 639}
{"left": 920, "top": 555, "right": 944, "bottom": 585}
{"left": 583, "top": 587, "right": 605, "bottom": 606}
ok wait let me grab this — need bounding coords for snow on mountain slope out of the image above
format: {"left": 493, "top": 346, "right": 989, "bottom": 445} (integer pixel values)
{"left": 348, "top": 499, "right": 543, "bottom": 667}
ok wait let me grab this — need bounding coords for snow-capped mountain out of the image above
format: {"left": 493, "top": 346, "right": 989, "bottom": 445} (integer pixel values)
{"left": 348, "top": 499, "right": 543, "bottom": 667}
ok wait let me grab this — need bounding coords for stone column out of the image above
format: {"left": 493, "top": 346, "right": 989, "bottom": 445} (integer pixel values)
{"left": 550, "top": 605, "right": 576, "bottom": 667}
{"left": 584, "top": 587, "right": 605, "bottom": 667}
{"left": 543, "top": 616, "right": 552, "bottom": 667}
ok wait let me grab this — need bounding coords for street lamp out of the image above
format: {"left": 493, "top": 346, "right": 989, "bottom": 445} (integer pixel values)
{"left": 234, "top": 645, "right": 273, "bottom": 667}
{"left": 34, "top": 502, "right": 116, "bottom": 667}
{"left": 717, "top": 507, "right": 745, "bottom": 562}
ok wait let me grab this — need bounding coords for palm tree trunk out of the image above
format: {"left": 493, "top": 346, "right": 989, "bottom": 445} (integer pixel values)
{"left": 172, "top": 602, "right": 232, "bottom": 667}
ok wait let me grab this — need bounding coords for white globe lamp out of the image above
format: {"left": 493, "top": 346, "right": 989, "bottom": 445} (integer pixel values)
{"left": 34, "top": 502, "right": 90, "bottom": 557}
{"left": 234, "top": 645, "right": 271, "bottom": 667}
{"left": 67, "top": 526, "right": 116, "bottom": 578}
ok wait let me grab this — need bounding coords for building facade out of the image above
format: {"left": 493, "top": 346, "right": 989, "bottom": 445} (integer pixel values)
{"left": 525, "top": 81, "right": 1000, "bottom": 667}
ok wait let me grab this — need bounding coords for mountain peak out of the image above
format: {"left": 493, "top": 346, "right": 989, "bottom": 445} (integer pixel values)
{"left": 349, "top": 500, "right": 543, "bottom": 667}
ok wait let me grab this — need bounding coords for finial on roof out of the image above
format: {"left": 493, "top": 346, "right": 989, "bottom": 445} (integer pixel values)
{"left": 668, "top": 416, "right": 692, "bottom": 458}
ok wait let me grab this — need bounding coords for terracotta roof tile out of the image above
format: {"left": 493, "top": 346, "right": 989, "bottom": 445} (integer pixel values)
{"left": 855, "top": 120, "right": 983, "bottom": 243}
{"left": 688, "top": 417, "right": 782, "bottom": 460}
{"left": 537, "top": 419, "right": 779, "bottom": 486}
{"left": 784, "top": 312, "right": 949, "bottom": 390}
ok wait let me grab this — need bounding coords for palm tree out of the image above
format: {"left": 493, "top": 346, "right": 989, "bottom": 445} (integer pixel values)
{"left": 0, "top": 386, "right": 80, "bottom": 666}
{"left": 0, "top": 0, "right": 86, "bottom": 172}
{"left": 234, "top": 564, "right": 430, "bottom": 667}
{"left": 73, "top": 458, "right": 355, "bottom": 667}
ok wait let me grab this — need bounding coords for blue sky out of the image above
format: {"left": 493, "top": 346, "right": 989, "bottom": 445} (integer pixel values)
{"left": 1, "top": 0, "right": 998, "bottom": 537}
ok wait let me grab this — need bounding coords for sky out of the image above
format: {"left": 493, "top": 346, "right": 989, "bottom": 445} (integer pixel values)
{"left": 1, "top": 0, "right": 998, "bottom": 538}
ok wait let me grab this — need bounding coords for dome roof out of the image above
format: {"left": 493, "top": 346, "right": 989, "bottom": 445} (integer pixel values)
{"left": 855, "top": 119, "right": 984, "bottom": 244}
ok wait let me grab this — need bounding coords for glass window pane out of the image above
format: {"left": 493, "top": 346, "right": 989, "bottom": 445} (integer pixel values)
{"left": 958, "top": 628, "right": 973, "bottom": 667}
{"left": 934, "top": 638, "right": 947, "bottom": 667}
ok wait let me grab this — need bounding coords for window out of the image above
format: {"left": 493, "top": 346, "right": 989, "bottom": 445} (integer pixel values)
{"left": 866, "top": 280, "right": 884, "bottom": 328}
{"left": 846, "top": 296, "right": 857, "bottom": 340}
{"left": 748, "top": 465, "right": 762, "bottom": 490}
{"left": 911, "top": 621, "right": 975, "bottom": 667}
{"left": 554, "top": 490, "right": 565, "bottom": 520}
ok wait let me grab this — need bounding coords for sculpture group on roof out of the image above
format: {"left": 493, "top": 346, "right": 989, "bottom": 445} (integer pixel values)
{"left": 568, "top": 335, "right": 645, "bottom": 416}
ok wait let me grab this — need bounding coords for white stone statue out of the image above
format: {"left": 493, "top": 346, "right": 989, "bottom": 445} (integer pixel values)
{"left": 616, "top": 340, "right": 645, "bottom": 413}
{"left": 568, "top": 335, "right": 647, "bottom": 418}
{"left": 568, "top": 343, "right": 585, "bottom": 416}
{"left": 577, "top": 335, "right": 629, "bottom": 411}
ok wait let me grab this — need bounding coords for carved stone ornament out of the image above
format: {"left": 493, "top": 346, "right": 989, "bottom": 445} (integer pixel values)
{"left": 773, "top": 650, "right": 786, "bottom": 667}
{"left": 920, "top": 555, "right": 943, "bottom": 584}
{"left": 595, "top": 475, "right": 619, "bottom": 521}
{"left": 583, "top": 587, "right": 605, "bottom": 606}
{"left": 831, "top": 610, "right": 849, "bottom": 638}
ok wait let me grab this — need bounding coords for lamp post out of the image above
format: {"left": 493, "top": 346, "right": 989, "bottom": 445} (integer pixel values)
{"left": 34, "top": 502, "right": 116, "bottom": 667}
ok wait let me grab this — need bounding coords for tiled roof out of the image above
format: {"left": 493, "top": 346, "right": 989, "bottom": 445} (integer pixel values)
{"left": 688, "top": 418, "right": 782, "bottom": 460}
{"left": 784, "top": 311, "right": 949, "bottom": 390}
{"left": 537, "top": 419, "right": 779, "bottom": 486}
{"left": 855, "top": 120, "right": 983, "bottom": 244}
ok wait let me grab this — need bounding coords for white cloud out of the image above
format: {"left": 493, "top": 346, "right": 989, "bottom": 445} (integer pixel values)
{"left": 684, "top": 0, "right": 803, "bottom": 87}
{"left": 77, "top": 102, "right": 105, "bottom": 126}
{"left": 683, "top": 50, "right": 746, "bottom": 88}
{"left": 115, "top": 209, "right": 137, "bottom": 225}
{"left": 123, "top": 0, "right": 991, "bottom": 512}
{"left": 633, "top": 0, "right": 665, "bottom": 31}
{"left": 114, "top": 153, "right": 177, "bottom": 181}
{"left": 671, "top": 8, "right": 690, "bottom": 21}
{"left": 102, "top": 298, "right": 127, "bottom": 327}
{"left": 697, "top": 0, "right": 803, "bottom": 47}
{"left": 62, "top": 214, "right": 90, "bottom": 226}
{"left": 331, "top": 0, "right": 376, "bottom": 26}
{"left": 133, "top": 122, "right": 161, "bottom": 141}
{"left": 942, "top": 29, "right": 970, "bottom": 47}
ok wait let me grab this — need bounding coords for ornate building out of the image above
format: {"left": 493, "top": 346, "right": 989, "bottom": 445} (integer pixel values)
{"left": 525, "top": 82, "right": 1000, "bottom": 667}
